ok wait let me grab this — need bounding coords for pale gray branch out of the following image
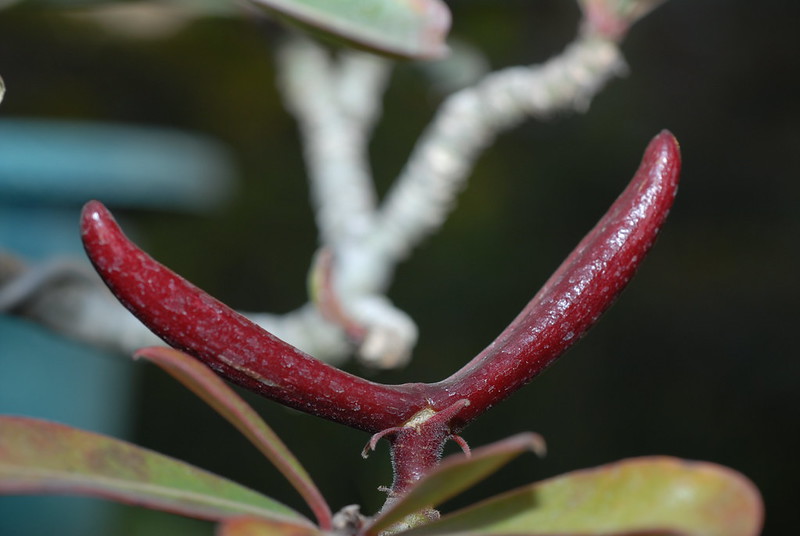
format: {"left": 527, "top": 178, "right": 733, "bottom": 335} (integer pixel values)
{"left": 3, "top": 18, "right": 638, "bottom": 370}
{"left": 277, "top": 35, "right": 391, "bottom": 246}
{"left": 371, "top": 35, "right": 626, "bottom": 261}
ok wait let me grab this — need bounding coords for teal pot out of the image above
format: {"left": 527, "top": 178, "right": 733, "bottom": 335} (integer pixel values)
{"left": 0, "top": 118, "right": 236, "bottom": 536}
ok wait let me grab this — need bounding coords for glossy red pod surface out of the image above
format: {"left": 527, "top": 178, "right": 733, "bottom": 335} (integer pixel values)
{"left": 80, "top": 203, "right": 428, "bottom": 433}
{"left": 81, "top": 130, "right": 680, "bottom": 436}
{"left": 434, "top": 130, "right": 681, "bottom": 427}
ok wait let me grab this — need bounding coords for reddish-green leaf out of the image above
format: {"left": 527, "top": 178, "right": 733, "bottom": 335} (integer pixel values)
{"left": 402, "top": 457, "right": 763, "bottom": 536}
{"left": 0, "top": 416, "right": 310, "bottom": 525}
{"left": 217, "top": 516, "right": 324, "bottom": 536}
{"left": 366, "top": 433, "right": 546, "bottom": 535}
{"left": 578, "top": 0, "right": 667, "bottom": 39}
{"left": 248, "top": 0, "right": 450, "bottom": 59}
{"left": 134, "top": 346, "right": 332, "bottom": 529}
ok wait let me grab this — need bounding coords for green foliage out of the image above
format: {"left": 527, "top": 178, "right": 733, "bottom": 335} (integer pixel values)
{"left": 404, "top": 457, "right": 763, "bottom": 536}
{"left": 248, "top": 0, "right": 450, "bottom": 59}
{"left": 0, "top": 349, "right": 763, "bottom": 535}
{"left": 0, "top": 415, "right": 308, "bottom": 524}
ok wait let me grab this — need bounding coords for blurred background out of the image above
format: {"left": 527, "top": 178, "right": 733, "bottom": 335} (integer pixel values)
{"left": 1, "top": 0, "right": 797, "bottom": 534}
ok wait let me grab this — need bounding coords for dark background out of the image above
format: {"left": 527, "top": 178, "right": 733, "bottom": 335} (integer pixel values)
{"left": 1, "top": 0, "right": 798, "bottom": 534}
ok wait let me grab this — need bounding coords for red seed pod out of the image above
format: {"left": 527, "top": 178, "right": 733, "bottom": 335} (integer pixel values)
{"left": 81, "top": 130, "right": 680, "bottom": 437}
{"left": 80, "top": 202, "right": 426, "bottom": 433}
{"left": 433, "top": 130, "right": 681, "bottom": 427}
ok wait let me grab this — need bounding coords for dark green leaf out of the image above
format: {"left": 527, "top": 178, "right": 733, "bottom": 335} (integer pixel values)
{"left": 403, "top": 457, "right": 763, "bottom": 536}
{"left": 249, "top": 0, "right": 450, "bottom": 59}
{"left": 0, "top": 416, "right": 311, "bottom": 525}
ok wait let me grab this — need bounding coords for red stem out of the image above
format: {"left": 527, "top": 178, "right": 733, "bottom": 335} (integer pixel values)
{"left": 388, "top": 399, "right": 472, "bottom": 497}
{"left": 80, "top": 130, "right": 679, "bottom": 443}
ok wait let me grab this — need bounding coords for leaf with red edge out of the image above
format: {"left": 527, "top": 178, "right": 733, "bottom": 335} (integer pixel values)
{"left": 579, "top": 0, "right": 667, "bottom": 39}
{"left": 217, "top": 516, "right": 324, "bottom": 536}
{"left": 249, "top": 0, "right": 450, "bottom": 59}
{"left": 0, "top": 416, "right": 311, "bottom": 525}
{"left": 366, "top": 433, "right": 546, "bottom": 535}
{"left": 134, "top": 346, "right": 332, "bottom": 529}
{"left": 402, "top": 457, "right": 763, "bottom": 536}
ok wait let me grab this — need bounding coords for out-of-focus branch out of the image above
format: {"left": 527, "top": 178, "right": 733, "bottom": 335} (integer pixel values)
{"left": 277, "top": 37, "right": 419, "bottom": 368}
{"left": 1, "top": 1, "right": 664, "bottom": 369}
{"left": 277, "top": 36, "right": 389, "bottom": 246}
{"left": 0, "top": 253, "right": 161, "bottom": 354}
{"left": 370, "top": 34, "right": 625, "bottom": 261}
{"left": 0, "top": 252, "right": 353, "bottom": 364}
{"left": 270, "top": 24, "right": 629, "bottom": 368}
